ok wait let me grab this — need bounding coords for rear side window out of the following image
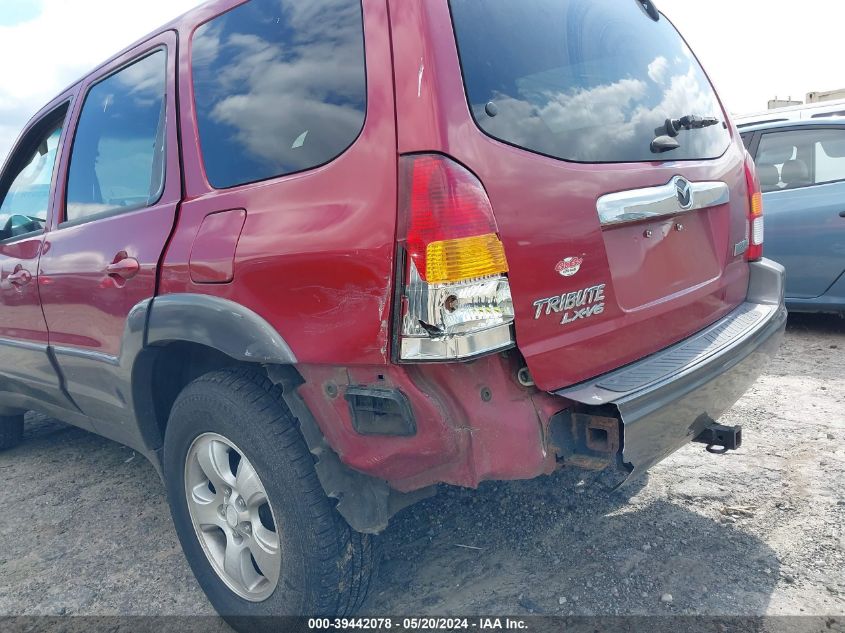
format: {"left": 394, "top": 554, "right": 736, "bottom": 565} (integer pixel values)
{"left": 192, "top": 0, "right": 367, "bottom": 189}
{"left": 449, "top": 0, "right": 731, "bottom": 163}
{"left": 66, "top": 51, "right": 167, "bottom": 223}
{"left": 755, "top": 128, "right": 845, "bottom": 192}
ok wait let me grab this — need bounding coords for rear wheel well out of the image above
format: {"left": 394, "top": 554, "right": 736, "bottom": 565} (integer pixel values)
{"left": 132, "top": 341, "right": 248, "bottom": 451}
{"left": 131, "top": 342, "right": 428, "bottom": 533}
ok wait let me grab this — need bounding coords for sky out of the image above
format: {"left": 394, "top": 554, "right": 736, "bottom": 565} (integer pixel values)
{"left": 661, "top": 0, "right": 843, "bottom": 113}
{"left": 0, "top": 0, "right": 204, "bottom": 165}
{"left": 0, "top": 0, "right": 842, "bottom": 165}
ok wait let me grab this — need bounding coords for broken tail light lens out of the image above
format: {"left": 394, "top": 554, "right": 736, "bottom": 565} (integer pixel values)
{"left": 744, "top": 152, "right": 764, "bottom": 262}
{"left": 397, "top": 154, "right": 514, "bottom": 362}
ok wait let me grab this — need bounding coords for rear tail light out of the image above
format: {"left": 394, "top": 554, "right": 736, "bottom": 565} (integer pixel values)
{"left": 744, "top": 152, "right": 764, "bottom": 262}
{"left": 396, "top": 154, "right": 515, "bottom": 362}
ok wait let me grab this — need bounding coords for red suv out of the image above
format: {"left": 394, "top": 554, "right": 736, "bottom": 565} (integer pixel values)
{"left": 0, "top": 0, "right": 785, "bottom": 625}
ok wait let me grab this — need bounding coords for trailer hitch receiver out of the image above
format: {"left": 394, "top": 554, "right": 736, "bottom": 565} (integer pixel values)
{"left": 693, "top": 424, "right": 742, "bottom": 454}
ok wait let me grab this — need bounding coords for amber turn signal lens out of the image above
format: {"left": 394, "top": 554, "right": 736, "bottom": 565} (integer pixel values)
{"left": 425, "top": 233, "right": 509, "bottom": 284}
{"left": 750, "top": 191, "right": 763, "bottom": 217}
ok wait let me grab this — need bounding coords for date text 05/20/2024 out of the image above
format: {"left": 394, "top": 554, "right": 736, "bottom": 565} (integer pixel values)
{"left": 307, "top": 617, "right": 528, "bottom": 630}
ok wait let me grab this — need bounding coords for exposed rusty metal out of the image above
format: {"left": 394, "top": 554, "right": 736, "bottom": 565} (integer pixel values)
{"left": 294, "top": 355, "right": 563, "bottom": 492}
{"left": 549, "top": 411, "right": 622, "bottom": 471}
{"left": 585, "top": 415, "right": 620, "bottom": 454}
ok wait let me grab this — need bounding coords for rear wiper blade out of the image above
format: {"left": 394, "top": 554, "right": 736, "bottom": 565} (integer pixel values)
{"left": 651, "top": 114, "right": 722, "bottom": 154}
{"left": 661, "top": 115, "right": 721, "bottom": 137}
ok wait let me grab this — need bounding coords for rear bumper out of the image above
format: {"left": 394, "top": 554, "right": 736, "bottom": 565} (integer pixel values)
{"left": 555, "top": 259, "right": 787, "bottom": 481}
{"left": 298, "top": 261, "right": 785, "bottom": 495}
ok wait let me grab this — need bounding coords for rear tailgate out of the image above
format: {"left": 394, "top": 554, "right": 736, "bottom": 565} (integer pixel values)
{"left": 490, "top": 148, "right": 750, "bottom": 390}
{"left": 444, "top": 0, "right": 752, "bottom": 390}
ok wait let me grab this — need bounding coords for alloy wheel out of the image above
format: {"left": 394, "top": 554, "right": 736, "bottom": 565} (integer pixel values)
{"left": 184, "top": 432, "right": 281, "bottom": 602}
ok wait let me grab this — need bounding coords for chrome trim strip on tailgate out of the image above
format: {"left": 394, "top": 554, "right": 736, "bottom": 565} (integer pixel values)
{"left": 597, "top": 176, "right": 730, "bottom": 226}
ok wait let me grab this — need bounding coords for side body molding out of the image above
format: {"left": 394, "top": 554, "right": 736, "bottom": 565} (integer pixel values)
{"left": 146, "top": 294, "right": 297, "bottom": 364}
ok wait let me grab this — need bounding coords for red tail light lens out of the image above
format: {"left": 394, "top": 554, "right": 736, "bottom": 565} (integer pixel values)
{"left": 744, "top": 152, "right": 764, "bottom": 262}
{"left": 401, "top": 154, "right": 509, "bottom": 284}
{"left": 396, "top": 154, "right": 514, "bottom": 362}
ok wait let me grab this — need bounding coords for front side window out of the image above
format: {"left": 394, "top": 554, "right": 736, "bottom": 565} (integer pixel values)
{"left": 192, "top": 0, "right": 367, "bottom": 189}
{"left": 756, "top": 128, "right": 845, "bottom": 193}
{"left": 0, "top": 109, "right": 66, "bottom": 240}
{"left": 449, "top": 0, "right": 731, "bottom": 163}
{"left": 65, "top": 51, "right": 167, "bottom": 223}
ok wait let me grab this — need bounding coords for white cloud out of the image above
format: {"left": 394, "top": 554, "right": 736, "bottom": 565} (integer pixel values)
{"left": 648, "top": 56, "right": 669, "bottom": 84}
{"left": 0, "top": 0, "right": 203, "bottom": 165}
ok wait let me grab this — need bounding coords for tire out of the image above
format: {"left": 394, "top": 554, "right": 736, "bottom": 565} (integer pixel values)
{"left": 0, "top": 414, "right": 24, "bottom": 451}
{"left": 163, "top": 367, "right": 377, "bottom": 631}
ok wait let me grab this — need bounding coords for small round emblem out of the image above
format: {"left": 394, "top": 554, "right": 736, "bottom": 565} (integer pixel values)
{"left": 555, "top": 257, "right": 583, "bottom": 277}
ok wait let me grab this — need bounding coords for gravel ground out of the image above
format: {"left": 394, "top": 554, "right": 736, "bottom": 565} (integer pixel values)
{"left": 0, "top": 314, "right": 842, "bottom": 620}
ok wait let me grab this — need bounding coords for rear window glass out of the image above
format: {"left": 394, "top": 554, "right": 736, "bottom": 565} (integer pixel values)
{"left": 192, "top": 0, "right": 367, "bottom": 189}
{"left": 449, "top": 0, "right": 731, "bottom": 163}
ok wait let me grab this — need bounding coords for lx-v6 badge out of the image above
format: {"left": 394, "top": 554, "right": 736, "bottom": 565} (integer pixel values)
{"left": 533, "top": 284, "right": 606, "bottom": 325}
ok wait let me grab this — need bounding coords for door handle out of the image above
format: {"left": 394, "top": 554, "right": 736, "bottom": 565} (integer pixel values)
{"left": 106, "top": 256, "right": 140, "bottom": 281}
{"left": 7, "top": 269, "right": 32, "bottom": 287}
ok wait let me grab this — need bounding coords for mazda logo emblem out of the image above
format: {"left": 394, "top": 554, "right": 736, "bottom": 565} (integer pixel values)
{"left": 675, "top": 177, "right": 693, "bottom": 210}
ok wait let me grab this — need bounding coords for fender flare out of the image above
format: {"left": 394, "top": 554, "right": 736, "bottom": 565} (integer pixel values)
{"left": 133, "top": 295, "right": 424, "bottom": 532}
{"left": 145, "top": 294, "right": 297, "bottom": 363}
{"left": 126, "top": 294, "right": 295, "bottom": 453}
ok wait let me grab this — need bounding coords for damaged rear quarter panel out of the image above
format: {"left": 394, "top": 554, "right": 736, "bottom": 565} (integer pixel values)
{"left": 295, "top": 354, "right": 566, "bottom": 492}
{"left": 160, "top": 0, "right": 397, "bottom": 366}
